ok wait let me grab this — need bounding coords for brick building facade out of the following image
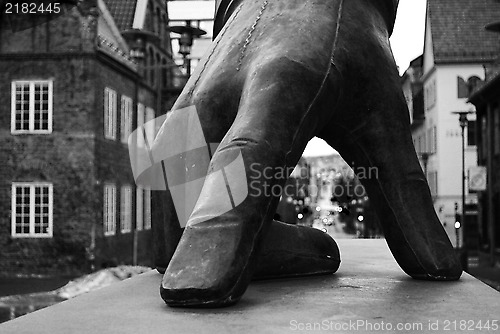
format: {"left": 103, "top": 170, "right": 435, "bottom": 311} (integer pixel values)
{"left": 0, "top": 0, "right": 179, "bottom": 276}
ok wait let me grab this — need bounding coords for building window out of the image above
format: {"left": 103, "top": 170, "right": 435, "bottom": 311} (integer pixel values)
{"left": 156, "top": 53, "right": 161, "bottom": 86}
{"left": 420, "top": 130, "right": 431, "bottom": 153}
{"left": 458, "top": 76, "right": 482, "bottom": 99}
{"left": 427, "top": 126, "right": 437, "bottom": 154}
{"left": 104, "top": 87, "right": 117, "bottom": 140}
{"left": 426, "top": 128, "right": 432, "bottom": 153}
{"left": 432, "top": 126, "right": 437, "bottom": 153}
{"left": 467, "top": 76, "right": 482, "bottom": 96}
{"left": 162, "top": 14, "right": 167, "bottom": 48}
{"left": 457, "top": 76, "right": 468, "bottom": 98}
{"left": 144, "top": 188, "right": 151, "bottom": 230}
{"left": 136, "top": 187, "right": 143, "bottom": 231}
{"left": 120, "top": 95, "right": 133, "bottom": 144}
{"left": 103, "top": 184, "right": 117, "bottom": 236}
{"left": 137, "top": 103, "right": 145, "bottom": 147}
{"left": 11, "top": 80, "right": 53, "bottom": 134}
{"left": 145, "top": 107, "right": 155, "bottom": 142}
{"left": 162, "top": 58, "right": 168, "bottom": 87}
{"left": 156, "top": 7, "right": 161, "bottom": 35}
{"left": 148, "top": 49, "right": 155, "bottom": 86}
{"left": 467, "top": 120, "right": 477, "bottom": 147}
{"left": 11, "top": 183, "right": 53, "bottom": 238}
{"left": 428, "top": 171, "right": 438, "bottom": 197}
{"left": 120, "top": 185, "right": 132, "bottom": 233}
{"left": 416, "top": 134, "right": 426, "bottom": 154}
{"left": 424, "top": 79, "right": 436, "bottom": 111}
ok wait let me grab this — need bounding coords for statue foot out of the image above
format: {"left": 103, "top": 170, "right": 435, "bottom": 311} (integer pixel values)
{"left": 254, "top": 221, "right": 340, "bottom": 279}
{"left": 160, "top": 217, "right": 340, "bottom": 307}
{"left": 156, "top": 220, "right": 341, "bottom": 280}
{"left": 323, "top": 92, "right": 463, "bottom": 281}
{"left": 160, "top": 208, "right": 268, "bottom": 307}
{"left": 337, "top": 127, "right": 463, "bottom": 281}
{"left": 320, "top": 0, "right": 462, "bottom": 280}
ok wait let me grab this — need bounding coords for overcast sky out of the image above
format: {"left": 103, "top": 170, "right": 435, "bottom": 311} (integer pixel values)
{"left": 304, "top": 0, "right": 428, "bottom": 157}
{"left": 390, "top": 0, "right": 427, "bottom": 75}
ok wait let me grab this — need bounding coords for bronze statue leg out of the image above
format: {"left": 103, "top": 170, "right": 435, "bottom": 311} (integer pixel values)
{"left": 160, "top": 0, "right": 343, "bottom": 307}
{"left": 318, "top": 0, "right": 461, "bottom": 280}
{"left": 159, "top": 0, "right": 461, "bottom": 307}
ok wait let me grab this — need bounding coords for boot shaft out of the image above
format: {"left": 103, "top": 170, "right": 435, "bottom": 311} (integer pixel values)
{"left": 214, "top": 0, "right": 399, "bottom": 38}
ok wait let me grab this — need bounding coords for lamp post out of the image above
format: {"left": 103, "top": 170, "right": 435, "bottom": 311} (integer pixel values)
{"left": 168, "top": 21, "right": 206, "bottom": 76}
{"left": 452, "top": 111, "right": 473, "bottom": 251}
{"left": 454, "top": 202, "right": 460, "bottom": 248}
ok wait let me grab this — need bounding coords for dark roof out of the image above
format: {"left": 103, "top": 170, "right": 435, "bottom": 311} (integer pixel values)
{"left": 428, "top": 0, "right": 500, "bottom": 64}
{"left": 104, "top": 0, "right": 137, "bottom": 31}
{"left": 409, "top": 54, "right": 423, "bottom": 68}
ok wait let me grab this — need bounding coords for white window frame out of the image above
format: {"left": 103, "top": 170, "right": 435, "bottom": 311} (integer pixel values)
{"left": 136, "top": 187, "right": 144, "bottom": 231}
{"left": 120, "top": 95, "right": 133, "bottom": 144}
{"left": 11, "top": 80, "right": 53, "bottom": 134}
{"left": 144, "top": 187, "right": 152, "bottom": 230}
{"left": 104, "top": 87, "right": 117, "bottom": 140}
{"left": 103, "top": 183, "right": 117, "bottom": 236}
{"left": 120, "top": 185, "right": 132, "bottom": 233}
{"left": 432, "top": 126, "right": 437, "bottom": 154}
{"left": 11, "top": 182, "right": 53, "bottom": 238}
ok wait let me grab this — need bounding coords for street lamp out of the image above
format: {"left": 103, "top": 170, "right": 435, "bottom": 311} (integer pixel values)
{"left": 452, "top": 111, "right": 473, "bottom": 250}
{"left": 122, "top": 29, "right": 160, "bottom": 61}
{"left": 168, "top": 21, "right": 206, "bottom": 76}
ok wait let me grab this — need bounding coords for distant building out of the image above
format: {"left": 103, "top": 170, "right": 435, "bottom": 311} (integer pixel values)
{"left": 307, "top": 155, "right": 349, "bottom": 205}
{"left": 468, "top": 23, "right": 500, "bottom": 256}
{"left": 0, "top": 0, "right": 178, "bottom": 276}
{"left": 402, "top": 0, "right": 500, "bottom": 247}
{"left": 401, "top": 55, "right": 424, "bottom": 132}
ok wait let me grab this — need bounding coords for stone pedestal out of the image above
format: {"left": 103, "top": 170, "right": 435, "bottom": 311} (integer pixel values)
{"left": 1, "top": 240, "right": 498, "bottom": 333}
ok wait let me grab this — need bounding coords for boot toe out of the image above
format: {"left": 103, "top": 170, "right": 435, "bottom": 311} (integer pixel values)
{"left": 160, "top": 221, "right": 258, "bottom": 307}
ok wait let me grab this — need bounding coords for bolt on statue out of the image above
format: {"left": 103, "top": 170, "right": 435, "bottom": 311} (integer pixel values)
{"left": 131, "top": 0, "right": 462, "bottom": 308}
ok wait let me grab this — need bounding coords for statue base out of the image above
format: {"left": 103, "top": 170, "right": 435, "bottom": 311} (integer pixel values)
{"left": 1, "top": 239, "right": 497, "bottom": 333}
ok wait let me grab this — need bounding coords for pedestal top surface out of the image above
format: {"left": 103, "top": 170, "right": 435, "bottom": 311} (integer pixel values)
{"left": 2, "top": 239, "right": 499, "bottom": 333}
